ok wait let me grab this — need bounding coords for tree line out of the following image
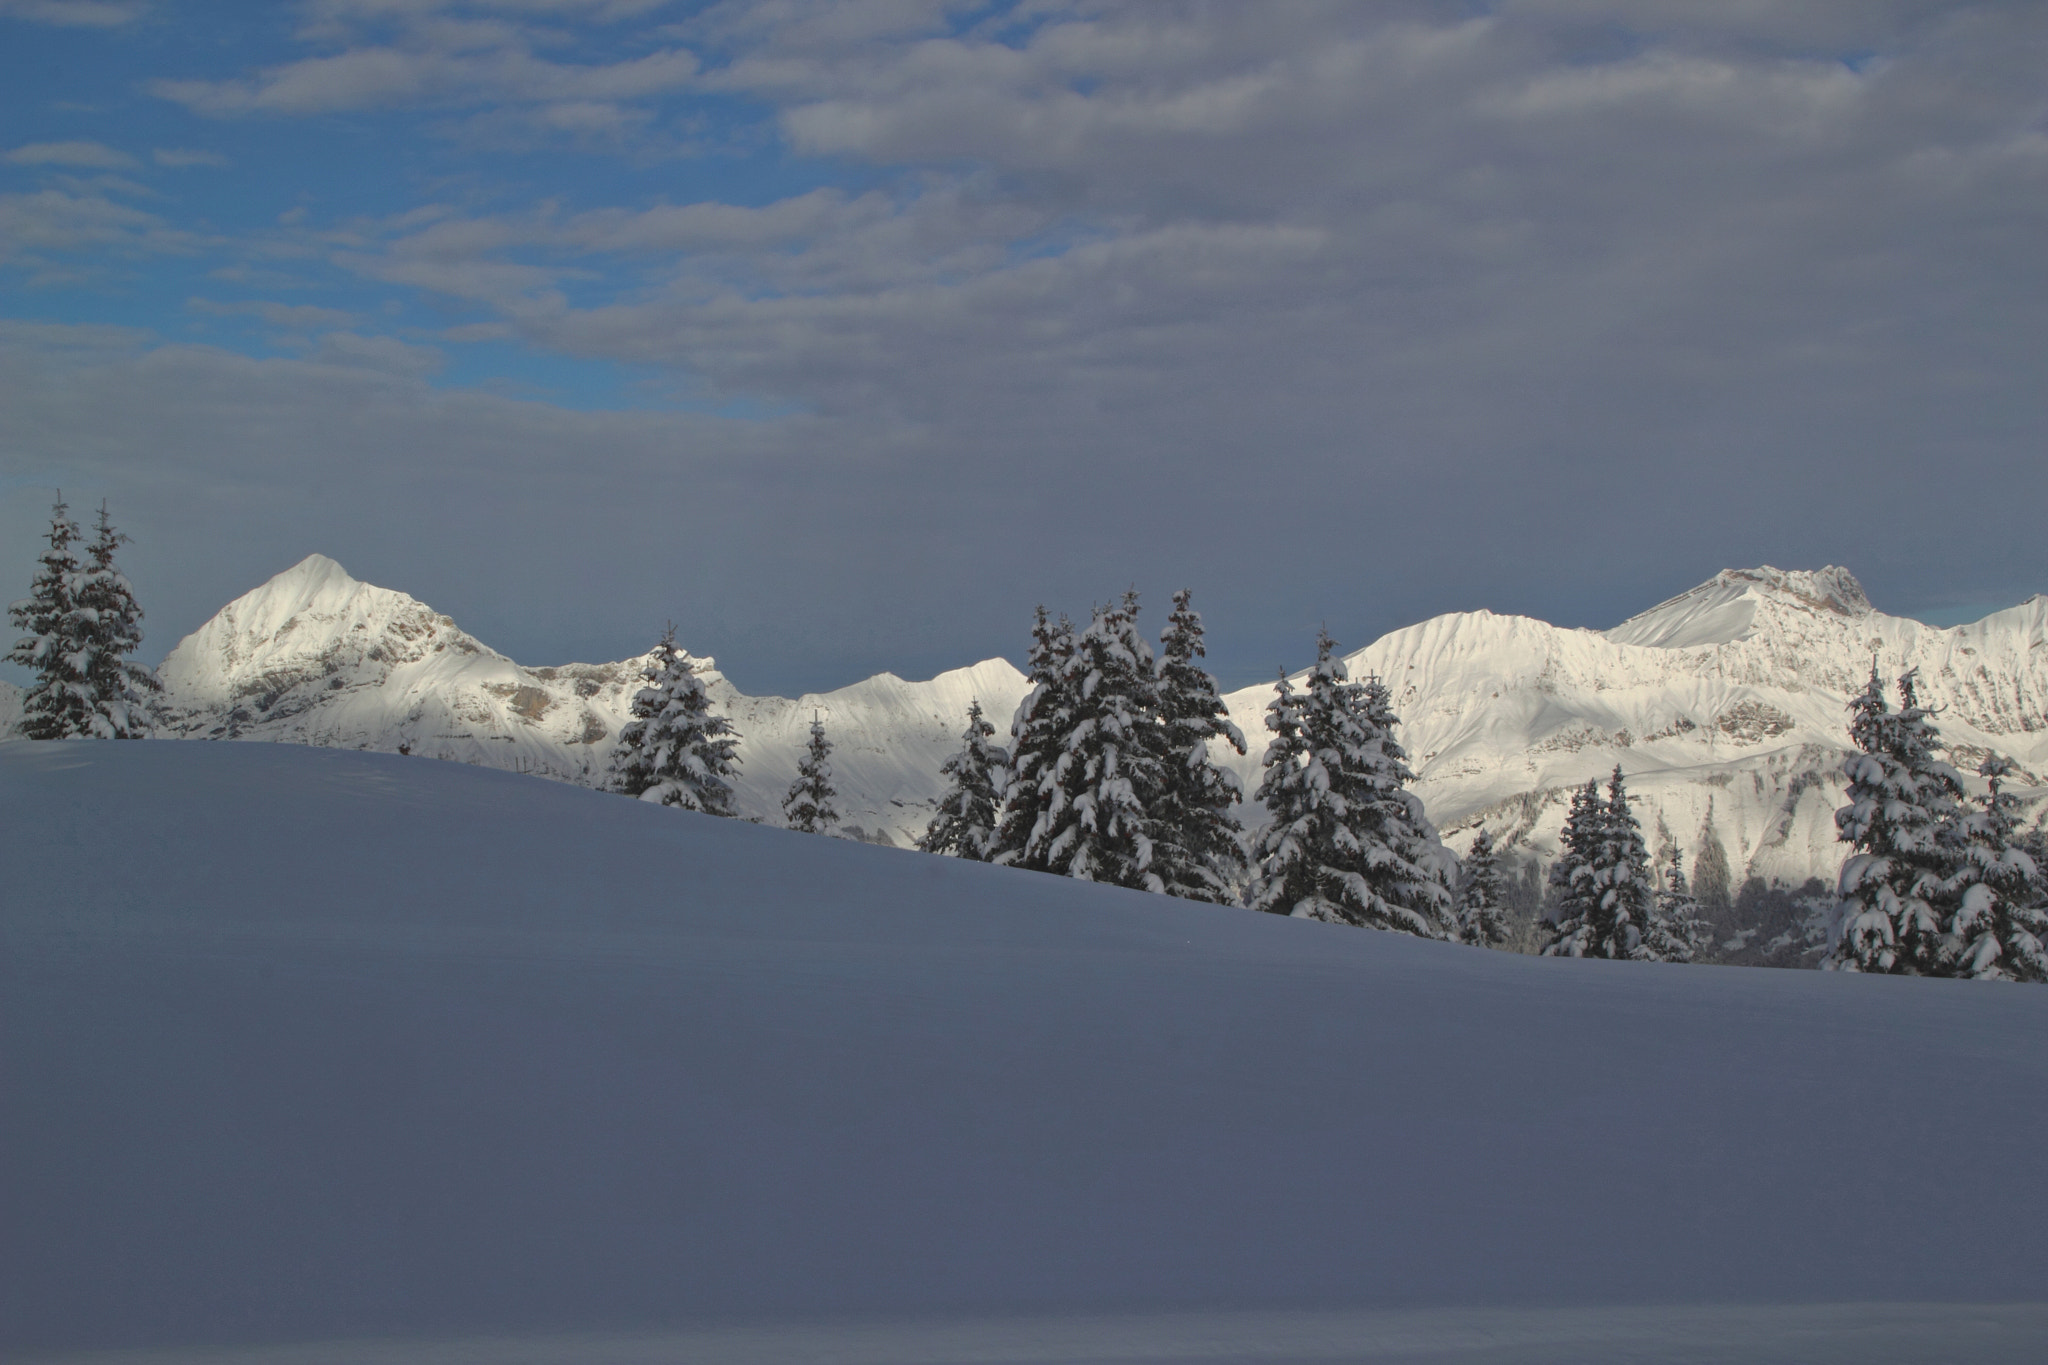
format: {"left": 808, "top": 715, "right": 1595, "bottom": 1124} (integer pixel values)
{"left": 11, "top": 495, "right": 2044, "bottom": 977}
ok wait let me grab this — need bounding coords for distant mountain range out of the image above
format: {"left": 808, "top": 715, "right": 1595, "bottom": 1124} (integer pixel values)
{"left": 7, "top": 556, "right": 2044, "bottom": 962}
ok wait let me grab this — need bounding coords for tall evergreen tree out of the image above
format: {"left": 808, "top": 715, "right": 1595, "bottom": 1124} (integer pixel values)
{"left": 1245, "top": 631, "right": 1452, "bottom": 937}
{"left": 1351, "top": 672, "right": 1458, "bottom": 935}
{"left": 783, "top": 714, "right": 839, "bottom": 835}
{"left": 989, "top": 606, "right": 1074, "bottom": 871}
{"left": 1945, "top": 754, "right": 2048, "bottom": 982}
{"left": 1541, "top": 779, "right": 1606, "bottom": 957}
{"left": 1593, "top": 766, "right": 1656, "bottom": 960}
{"left": 1458, "top": 828, "right": 1510, "bottom": 947}
{"left": 1150, "top": 588, "right": 1248, "bottom": 903}
{"left": 607, "top": 625, "right": 741, "bottom": 816}
{"left": 1244, "top": 667, "right": 1316, "bottom": 916}
{"left": 920, "top": 698, "right": 1009, "bottom": 860}
{"left": 73, "top": 501, "right": 160, "bottom": 738}
{"left": 1642, "top": 854, "right": 1708, "bottom": 964}
{"left": 1828, "top": 667, "right": 1961, "bottom": 974}
{"left": 1018, "top": 592, "right": 1169, "bottom": 889}
{"left": 7, "top": 495, "right": 91, "bottom": 740}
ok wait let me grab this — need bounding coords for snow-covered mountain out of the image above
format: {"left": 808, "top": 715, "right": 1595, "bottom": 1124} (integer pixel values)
{"left": 149, "top": 554, "right": 1027, "bottom": 847}
{"left": 19, "top": 556, "right": 2047, "bottom": 954}
{"left": 1211, "top": 566, "right": 2048, "bottom": 961}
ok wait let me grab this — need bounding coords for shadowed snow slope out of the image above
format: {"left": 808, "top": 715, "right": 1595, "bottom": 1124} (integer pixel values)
{"left": 4, "top": 742, "right": 2047, "bottom": 1363}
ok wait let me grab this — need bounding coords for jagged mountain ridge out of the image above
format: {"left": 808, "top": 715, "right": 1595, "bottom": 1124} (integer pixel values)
{"left": 10, "top": 559, "right": 2046, "bottom": 933}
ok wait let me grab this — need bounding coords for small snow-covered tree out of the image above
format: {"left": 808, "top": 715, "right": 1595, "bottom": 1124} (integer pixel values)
{"left": 1827, "top": 667, "right": 1961, "bottom": 974}
{"left": 1458, "top": 828, "right": 1510, "bottom": 947}
{"left": 1150, "top": 588, "right": 1248, "bottom": 903}
{"left": 1245, "top": 631, "right": 1452, "bottom": 937}
{"left": 920, "top": 698, "right": 1009, "bottom": 860}
{"left": 783, "top": 714, "right": 839, "bottom": 835}
{"left": 7, "top": 495, "right": 91, "bottom": 740}
{"left": 990, "top": 607, "right": 1074, "bottom": 871}
{"left": 1642, "top": 855, "right": 1708, "bottom": 964}
{"left": 1541, "top": 779, "right": 1606, "bottom": 957}
{"left": 607, "top": 625, "right": 741, "bottom": 817}
{"left": 72, "top": 502, "right": 160, "bottom": 738}
{"left": 1945, "top": 754, "right": 2048, "bottom": 982}
{"left": 1019, "top": 592, "right": 1169, "bottom": 889}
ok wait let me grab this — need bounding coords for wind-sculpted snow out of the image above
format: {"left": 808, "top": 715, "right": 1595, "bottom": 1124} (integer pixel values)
{"left": 4, "top": 742, "right": 2048, "bottom": 1363}
{"left": 148, "top": 555, "right": 1028, "bottom": 846}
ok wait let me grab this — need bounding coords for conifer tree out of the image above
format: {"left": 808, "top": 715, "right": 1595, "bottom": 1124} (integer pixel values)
{"left": 1642, "top": 855, "right": 1708, "bottom": 964}
{"left": 1944, "top": 754, "right": 2048, "bottom": 982}
{"left": 1541, "top": 779, "right": 1606, "bottom": 957}
{"left": 1018, "top": 592, "right": 1169, "bottom": 889}
{"left": 1245, "top": 631, "right": 1452, "bottom": 936}
{"left": 920, "top": 698, "right": 1009, "bottom": 859}
{"left": 607, "top": 625, "right": 741, "bottom": 816}
{"left": 1458, "top": 828, "right": 1510, "bottom": 947}
{"left": 989, "top": 606, "right": 1074, "bottom": 871}
{"left": 73, "top": 501, "right": 160, "bottom": 738}
{"left": 1245, "top": 667, "right": 1316, "bottom": 916}
{"left": 783, "top": 714, "right": 839, "bottom": 835}
{"left": 1593, "top": 766, "right": 1655, "bottom": 960}
{"left": 1150, "top": 588, "right": 1248, "bottom": 903}
{"left": 1828, "top": 667, "right": 1961, "bottom": 974}
{"left": 7, "top": 495, "right": 91, "bottom": 739}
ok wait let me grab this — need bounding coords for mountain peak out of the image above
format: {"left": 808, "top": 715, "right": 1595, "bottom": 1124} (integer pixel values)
{"left": 1606, "top": 565, "right": 1870, "bottom": 649}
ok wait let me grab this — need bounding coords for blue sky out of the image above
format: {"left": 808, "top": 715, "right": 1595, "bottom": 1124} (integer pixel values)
{"left": 3, "top": 0, "right": 2046, "bottom": 694}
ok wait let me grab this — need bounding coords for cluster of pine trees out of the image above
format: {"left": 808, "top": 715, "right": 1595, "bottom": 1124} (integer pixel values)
{"left": 1828, "top": 667, "right": 2048, "bottom": 981}
{"left": 919, "top": 592, "right": 1502, "bottom": 945}
{"left": 1537, "top": 767, "right": 1708, "bottom": 961}
{"left": 6, "top": 496, "right": 158, "bottom": 739}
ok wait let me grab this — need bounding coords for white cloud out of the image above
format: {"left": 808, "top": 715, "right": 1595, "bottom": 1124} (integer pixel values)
{"left": 4, "top": 140, "right": 137, "bottom": 169}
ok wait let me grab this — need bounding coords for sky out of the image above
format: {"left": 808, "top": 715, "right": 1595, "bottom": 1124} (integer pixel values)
{"left": 1, "top": 0, "right": 2044, "bottom": 697}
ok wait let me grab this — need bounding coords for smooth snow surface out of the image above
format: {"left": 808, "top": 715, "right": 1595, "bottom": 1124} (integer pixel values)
{"left": 5, "top": 742, "right": 2047, "bottom": 1363}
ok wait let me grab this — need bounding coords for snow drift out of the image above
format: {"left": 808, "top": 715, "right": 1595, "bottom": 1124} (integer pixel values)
{"left": 4, "top": 741, "right": 2047, "bottom": 1363}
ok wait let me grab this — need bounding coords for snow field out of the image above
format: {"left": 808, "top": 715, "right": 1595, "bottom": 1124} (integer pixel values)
{"left": 5, "top": 741, "right": 2048, "bottom": 1361}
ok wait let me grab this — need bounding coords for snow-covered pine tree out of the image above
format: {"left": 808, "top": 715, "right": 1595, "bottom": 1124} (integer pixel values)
{"left": 6, "top": 495, "right": 92, "bottom": 740}
{"left": 989, "top": 607, "right": 1074, "bottom": 871}
{"left": 606, "top": 625, "right": 741, "bottom": 817}
{"left": 1642, "top": 854, "right": 1708, "bottom": 964}
{"left": 72, "top": 501, "right": 160, "bottom": 738}
{"left": 1458, "top": 827, "right": 1510, "bottom": 947}
{"left": 1593, "top": 766, "right": 1655, "bottom": 960}
{"left": 1020, "top": 592, "right": 1169, "bottom": 889}
{"left": 1541, "top": 779, "right": 1606, "bottom": 957}
{"left": 1150, "top": 588, "right": 1248, "bottom": 903}
{"left": 1245, "top": 631, "right": 1452, "bottom": 937}
{"left": 1245, "top": 667, "right": 1315, "bottom": 916}
{"left": 1944, "top": 754, "right": 2048, "bottom": 982}
{"left": 1827, "top": 666, "right": 1961, "bottom": 974}
{"left": 1350, "top": 672, "right": 1458, "bottom": 935}
{"left": 783, "top": 714, "right": 839, "bottom": 835}
{"left": 919, "top": 698, "right": 1009, "bottom": 859}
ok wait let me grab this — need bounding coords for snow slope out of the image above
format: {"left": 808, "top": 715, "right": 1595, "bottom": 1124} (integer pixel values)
{"left": 4, "top": 741, "right": 2047, "bottom": 1364}
{"left": 1217, "top": 567, "right": 2048, "bottom": 951}
{"left": 150, "top": 555, "right": 1027, "bottom": 847}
